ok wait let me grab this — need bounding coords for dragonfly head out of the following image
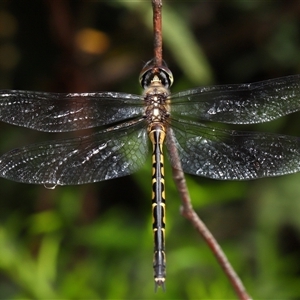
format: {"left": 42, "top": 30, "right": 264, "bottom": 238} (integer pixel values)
{"left": 139, "top": 59, "right": 174, "bottom": 89}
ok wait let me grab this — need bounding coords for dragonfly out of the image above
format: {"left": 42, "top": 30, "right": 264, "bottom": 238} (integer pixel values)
{"left": 1, "top": 59, "right": 300, "bottom": 288}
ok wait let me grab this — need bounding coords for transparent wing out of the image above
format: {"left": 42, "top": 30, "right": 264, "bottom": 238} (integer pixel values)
{"left": 170, "top": 74, "right": 300, "bottom": 124}
{"left": 0, "top": 90, "right": 144, "bottom": 132}
{"left": 0, "top": 118, "right": 148, "bottom": 185}
{"left": 167, "top": 119, "right": 300, "bottom": 180}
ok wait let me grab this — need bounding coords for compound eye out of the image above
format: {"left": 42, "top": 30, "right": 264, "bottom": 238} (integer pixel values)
{"left": 160, "top": 66, "right": 173, "bottom": 87}
{"left": 139, "top": 59, "right": 174, "bottom": 89}
{"left": 139, "top": 60, "right": 154, "bottom": 88}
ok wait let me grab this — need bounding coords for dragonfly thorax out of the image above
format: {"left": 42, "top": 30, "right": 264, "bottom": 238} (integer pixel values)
{"left": 143, "top": 76, "right": 170, "bottom": 134}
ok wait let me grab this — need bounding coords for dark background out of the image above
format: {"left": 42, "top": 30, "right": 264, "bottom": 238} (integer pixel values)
{"left": 0, "top": 0, "right": 300, "bottom": 299}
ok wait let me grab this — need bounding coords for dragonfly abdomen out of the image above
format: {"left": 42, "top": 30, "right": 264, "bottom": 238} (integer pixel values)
{"left": 149, "top": 124, "right": 167, "bottom": 290}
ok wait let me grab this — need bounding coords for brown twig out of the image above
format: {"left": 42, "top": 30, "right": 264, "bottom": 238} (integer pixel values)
{"left": 166, "top": 129, "right": 252, "bottom": 300}
{"left": 152, "top": 0, "right": 163, "bottom": 67}
{"left": 153, "top": 0, "right": 252, "bottom": 298}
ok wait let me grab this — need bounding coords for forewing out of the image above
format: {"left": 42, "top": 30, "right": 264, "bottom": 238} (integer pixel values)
{"left": 0, "top": 118, "right": 148, "bottom": 185}
{"left": 0, "top": 90, "right": 144, "bottom": 132}
{"left": 167, "top": 119, "right": 300, "bottom": 180}
{"left": 170, "top": 74, "right": 300, "bottom": 124}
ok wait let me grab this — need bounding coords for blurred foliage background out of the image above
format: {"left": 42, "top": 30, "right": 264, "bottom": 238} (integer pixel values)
{"left": 0, "top": 0, "right": 300, "bottom": 299}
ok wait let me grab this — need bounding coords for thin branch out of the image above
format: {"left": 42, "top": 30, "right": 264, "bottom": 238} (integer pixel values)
{"left": 152, "top": 0, "right": 163, "bottom": 67}
{"left": 166, "top": 129, "right": 252, "bottom": 300}
{"left": 151, "top": 0, "right": 251, "bottom": 298}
